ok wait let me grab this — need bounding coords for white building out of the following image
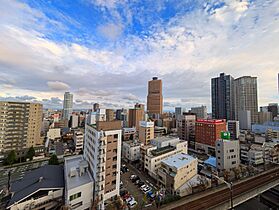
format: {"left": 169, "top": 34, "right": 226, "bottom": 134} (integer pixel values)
{"left": 64, "top": 155, "right": 94, "bottom": 210}
{"left": 84, "top": 121, "right": 122, "bottom": 210}
{"left": 73, "top": 131, "right": 84, "bottom": 153}
{"left": 96, "top": 108, "right": 106, "bottom": 122}
{"left": 122, "top": 140, "right": 142, "bottom": 162}
{"left": 47, "top": 128, "right": 61, "bottom": 140}
{"left": 215, "top": 139, "right": 240, "bottom": 172}
{"left": 63, "top": 92, "right": 73, "bottom": 120}
{"left": 71, "top": 115, "right": 79, "bottom": 128}
{"left": 144, "top": 137, "right": 188, "bottom": 179}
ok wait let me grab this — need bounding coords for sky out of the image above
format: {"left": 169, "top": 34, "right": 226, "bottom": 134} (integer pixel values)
{"left": 0, "top": 0, "right": 278, "bottom": 111}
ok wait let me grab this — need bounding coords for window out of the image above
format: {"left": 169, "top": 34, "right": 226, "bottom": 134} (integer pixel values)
{"left": 114, "top": 134, "right": 118, "bottom": 138}
{"left": 112, "top": 164, "right": 117, "bottom": 169}
{"left": 232, "top": 161, "right": 236, "bottom": 164}
{"left": 70, "top": 192, "right": 81, "bottom": 201}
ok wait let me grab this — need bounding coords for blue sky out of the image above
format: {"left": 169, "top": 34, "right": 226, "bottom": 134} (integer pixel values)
{"left": 0, "top": 0, "right": 278, "bottom": 110}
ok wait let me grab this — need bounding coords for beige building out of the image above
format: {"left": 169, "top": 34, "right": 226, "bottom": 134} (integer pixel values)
{"left": 147, "top": 77, "right": 163, "bottom": 115}
{"left": 157, "top": 153, "right": 198, "bottom": 194}
{"left": 139, "top": 121, "right": 154, "bottom": 145}
{"left": 106, "top": 109, "right": 115, "bottom": 121}
{"left": 177, "top": 113, "right": 196, "bottom": 141}
{"left": 128, "top": 103, "right": 145, "bottom": 130}
{"left": 84, "top": 121, "right": 122, "bottom": 210}
{"left": 0, "top": 101, "right": 42, "bottom": 155}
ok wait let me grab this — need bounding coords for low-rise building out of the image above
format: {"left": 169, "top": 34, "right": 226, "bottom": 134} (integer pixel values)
{"left": 157, "top": 153, "right": 198, "bottom": 194}
{"left": 64, "top": 155, "right": 94, "bottom": 210}
{"left": 122, "top": 140, "right": 142, "bottom": 162}
{"left": 47, "top": 128, "right": 61, "bottom": 140}
{"left": 7, "top": 165, "right": 64, "bottom": 210}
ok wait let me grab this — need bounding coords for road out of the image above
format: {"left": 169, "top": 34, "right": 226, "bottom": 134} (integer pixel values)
{"left": 160, "top": 166, "right": 279, "bottom": 210}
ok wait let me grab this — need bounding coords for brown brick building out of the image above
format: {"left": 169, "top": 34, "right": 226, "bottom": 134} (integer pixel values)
{"left": 128, "top": 103, "right": 145, "bottom": 130}
{"left": 147, "top": 77, "right": 163, "bottom": 115}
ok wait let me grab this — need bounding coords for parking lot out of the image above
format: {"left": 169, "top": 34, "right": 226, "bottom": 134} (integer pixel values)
{"left": 120, "top": 163, "right": 158, "bottom": 209}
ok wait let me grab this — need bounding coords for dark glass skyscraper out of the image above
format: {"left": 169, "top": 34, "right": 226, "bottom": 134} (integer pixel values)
{"left": 211, "top": 73, "right": 235, "bottom": 120}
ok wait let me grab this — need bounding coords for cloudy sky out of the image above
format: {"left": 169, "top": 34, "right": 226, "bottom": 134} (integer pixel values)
{"left": 0, "top": 0, "right": 278, "bottom": 111}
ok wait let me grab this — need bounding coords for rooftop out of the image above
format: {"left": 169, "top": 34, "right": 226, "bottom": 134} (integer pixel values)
{"left": 150, "top": 145, "right": 175, "bottom": 156}
{"left": 196, "top": 119, "right": 226, "bottom": 124}
{"left": 161, "top": 153, "right": 196, "bottom": 169}
{"left": 151, "top": 136, "right": 179, "bottom": 143}
{"left": 64, "top": 155, "right": 93, "bottom": 190}
{"left": 89, "top": 121, "right": 122, "bottom": 131}
{"left": 123, "top": 140, "right": 142, "bottom": 147}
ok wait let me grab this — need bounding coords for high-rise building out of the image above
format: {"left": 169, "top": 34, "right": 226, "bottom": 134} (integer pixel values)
{"left": 63, "top": 92, "right": 73, "bottom": 120}
{"left": 175, "top": 107, "right": 183, "bottom": 118}
{"left": 93, "top": 103, "right": 100, "bottom": 112}
{"left": 258, "top": 111, "right": 273, "bottom": 124}
{"left": 84, "top": 121, "right": 122, "bottom": 209}
{"left": 195, "top": 119, "right": 227, "bottom": 154}
{"left": 177, "top": 113, "right": 196, "bottom": 143}
{"left": 215, "top": 139, "right": 240, "bottom": 172}
{"left": 239, "top": 110, "right": 252, "bottom": 130}
{"left": 190, "top": 106, "right": 208, "bottom": 119}
{"left": 106, "top": 109, "right": 114, "bottom": 121}
{"left": 267, "top": 103, "right": 278, "bottom": 120}
{"left": 227, "top": 120, "right": 240, "bottom": 140}
{"left": 234, "top": 76, "right": 258, "bottom": 124}
{"left": 211, "top": 73, "right": 235, "bottom": 120}
{"left": 0, "top": 101, "right": 43, "bottom": 155}
{"left": 128, "top": 103, "right": 145, "bottom": 130}
{"left": 139, "top": 121, "right": 154, "bottom": 145}
{"left": 147, "top": 77, "right": 163, "bottom": 115}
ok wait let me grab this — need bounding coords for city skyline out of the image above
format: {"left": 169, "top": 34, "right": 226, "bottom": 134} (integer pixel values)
{"left": 0, "top": 0, "right": 279, "bottom": 111}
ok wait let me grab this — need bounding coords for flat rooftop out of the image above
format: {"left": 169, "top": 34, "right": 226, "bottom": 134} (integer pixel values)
{"left": 161, "top": 153, "right": 196, "bottom": 169}
{"left": 151, "top": 136, "right": 179, "bottom": 142}
{"left": 64, "top": 155, "right": 93, "bottom": 190}
{"left": 150, "top": 145, "right": 175, "bottom": 157}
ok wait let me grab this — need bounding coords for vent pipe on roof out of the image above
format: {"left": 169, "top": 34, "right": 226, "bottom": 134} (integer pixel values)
{"left": 39, "top": 176, "right": 43, "bottom": 182}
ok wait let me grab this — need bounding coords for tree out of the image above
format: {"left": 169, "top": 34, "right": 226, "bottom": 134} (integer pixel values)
{"left": 6, "top": 150, "right": 17, "bottom": 165}
{"left": 26, "top": 146, "right": 35, "bottom": 161}
{"left": 48, "top": 154, "right": 59, "bottom": 165}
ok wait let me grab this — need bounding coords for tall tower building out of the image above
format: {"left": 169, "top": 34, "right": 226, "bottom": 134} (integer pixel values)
{"left": 0, "top": 101, "right": 43, "bottom": 155}
{"left": 211, "top": 73, "right": 235, "bottom": 120}
{"left": 63, "top": 92, "right": 73, "bottom": 120}
{"left": 84, "top": 121, "right": 122, "bottom": 209}
{"left": 234, "top": 76, "right": 258, "bottom": 124}
{"left": 147, "top": 77, "right": 163, "bottom": 115}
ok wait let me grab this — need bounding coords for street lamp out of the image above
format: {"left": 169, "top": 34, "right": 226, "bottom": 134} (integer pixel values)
{"left": 211, "top": 174, "right": 233, "bottom": 209}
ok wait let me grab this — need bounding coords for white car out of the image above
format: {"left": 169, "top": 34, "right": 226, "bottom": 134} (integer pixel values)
{"left": 143, "top": 187, "right": 151, "bottom": 194}
{"left": 128, "top": 200, "right": 138, "bottom": 208}
{"left": 125, "top": 196, "right": 134, "bottom": 203}
{"left": 130, "top": 175, "right": 137, "bottom": 180}
{"left": 140, "top": 185, "right": 147, "bottom": 190}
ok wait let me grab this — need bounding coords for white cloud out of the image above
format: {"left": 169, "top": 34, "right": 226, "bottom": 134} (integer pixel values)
{"left": 47, "top": 81, "right": 70, "bottom": 91}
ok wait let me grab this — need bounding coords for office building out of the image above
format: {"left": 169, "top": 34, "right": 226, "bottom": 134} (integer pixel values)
{"left": 147, "top": 77, "right": 163, "bottom": 115}
{"left": 84, "top": 121, "right": 122, "bottom": 209}
{"left": 234, "top": 76, "right": 258, "bottom": 124}
{"left": 239, "top": 110, "right": 252, "bottom": 130}
{"left": 144, "top": 136, "right": 188, "bottom": 179}
{"left": 175, "top": 107, "right": 183, "bottom": 118}
{"left": 215, "top": 139, "right": 240, "bottom": 172}
{"left": 122, "top": 140, "right": 142, "bottom": 162}
{"left": 195, "top": 119, "right": 227, "bottom": 154}
{"left": 157, "top": 153, "right": 198, "bottom": 195}
{"left": 139, "top": 121, "right": 155, "bottom": 145}
{"left": 211, "top": 73, "right": 235, "bottom": 120}
{"left": 267, "top": 103, "right": 278, "bottom": 120}
{"left": 73, "top": 131, "right": 84, "bottom": 153}
{"left": 227, "top": 120, "right": 240, "bottom": 140}
{"left": 63, "top": 92, "right": 73, "bottom": 120}
{"left": 258, "top": 111, "right": 273, "bottom": 124}
{"left": 128, "top": 103, "right": 145, "bottom": 130}
{"left": 190, "top": 105, "right": 208, "bottom": 119}
{"left": 177, "top": 113, "right": 196, "bottom": 142}
{"left": 64, "top": 156, "right": 93, "bottom": 210}
{"left": 0, "top": 101, "right": 43, "bottom": 155}
{"left": 7, "top": 165, "right": 64, "bottom": 210}
{"left": 93, "top": 103, "right": 100, "bottom": 112}
{"left": 106, "top": 109, "right": 114, "bottom": 121}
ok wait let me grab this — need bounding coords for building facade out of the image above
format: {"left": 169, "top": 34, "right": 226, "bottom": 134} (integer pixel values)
{"left": 139, "top": 121, "right": 155, "bottom": 145}
{"left": 227, "top": 120, "right": 240, "bottom": 140}
{"left": 190, "top": 106, "right": 207, "bottom": 119}
{"left": 122, "top": 140, "right": 142, "bottom": 162}
{"left": 73, "top": 131, "right": 84, "bottom": 153}
{"left": 128, "top": 103, "right": 145, "bottom": 130}
{"left": 177, "top": 113, "right": 196, "bottom": 142}
{"left": 211, "top": 73, "right": 235, "bottom": 120}
{"left": 106, "top": 109, "right": 115, "bottom": 122}
{"left": 84, "top": 121, "right": 122, "bottom": 209}
{"left": 63, "top": 92, "right": 73, "bottom": 120}
{"left": 234, "top": 76, "right": 258, "bottom": 124}
{"left": 147, "top": 77, "right": 163, "bottom": 115}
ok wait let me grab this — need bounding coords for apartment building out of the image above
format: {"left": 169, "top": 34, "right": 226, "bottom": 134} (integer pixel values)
{"left": 84, "top": 121, "right": 122, "bottom": 209}
{"left": 122, "top": 140, "right": 142, "bottom": 162}
{"left": 139, "top": 121, "right": 154, "bottom": 145}
{"left": 215, "top": 139, "right": 240, "bottom": 172}
{"left": 227, "top": 120, "right": 240, "bottom": 140}
{"left": 106, "top": 109, "right": 114, "bottom": 121}
{"left": 0, "top": 101, "right": 42, "bottom": 156}
{"left": 122, "top": 127, "right": 136, "bottom": 141}
{"left": 195, "top": 119, "right": 227, "bottom": 154}
{"left": 73, "top": 131, "right": 84, "bottom": 153}
{"left": 144, "top": 137, "right": 188, "bottom": 179}
{"left": 64, "top": 155, "right": 93, "bottom": 210}
{"left": 157, "top": 153, "right": 198, "bottom": 194}
{"left": 177, "top": 113, "right": 196, "bottom": 142}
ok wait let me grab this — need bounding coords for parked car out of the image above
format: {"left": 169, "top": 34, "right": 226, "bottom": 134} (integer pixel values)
{"left": 132, "top": 176, "right": 140, "bottom": 183}
{"left": 130, "top": 175, "right": 137, "bottom": 180}
{"left": 140, "top": 185, "right": 147, "bottom": 190}
{"left": 143, "top": 187, "right": 152, "bottom": 194}
{"left": 128, "top": 200, "right": 138, "bottom": 208}
{"left": 125, "top": 196, "right": 135, "bottom": 203}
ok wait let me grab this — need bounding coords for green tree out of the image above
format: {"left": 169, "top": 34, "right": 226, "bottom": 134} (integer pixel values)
{"left": 6, "top": 150, "right": 17, "bottom": 165}
{"left": 48, "top": 154, "right": 59, "bottom": 165}
{"left": 26, "top": 146, "right": 35, "bottom": 161}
